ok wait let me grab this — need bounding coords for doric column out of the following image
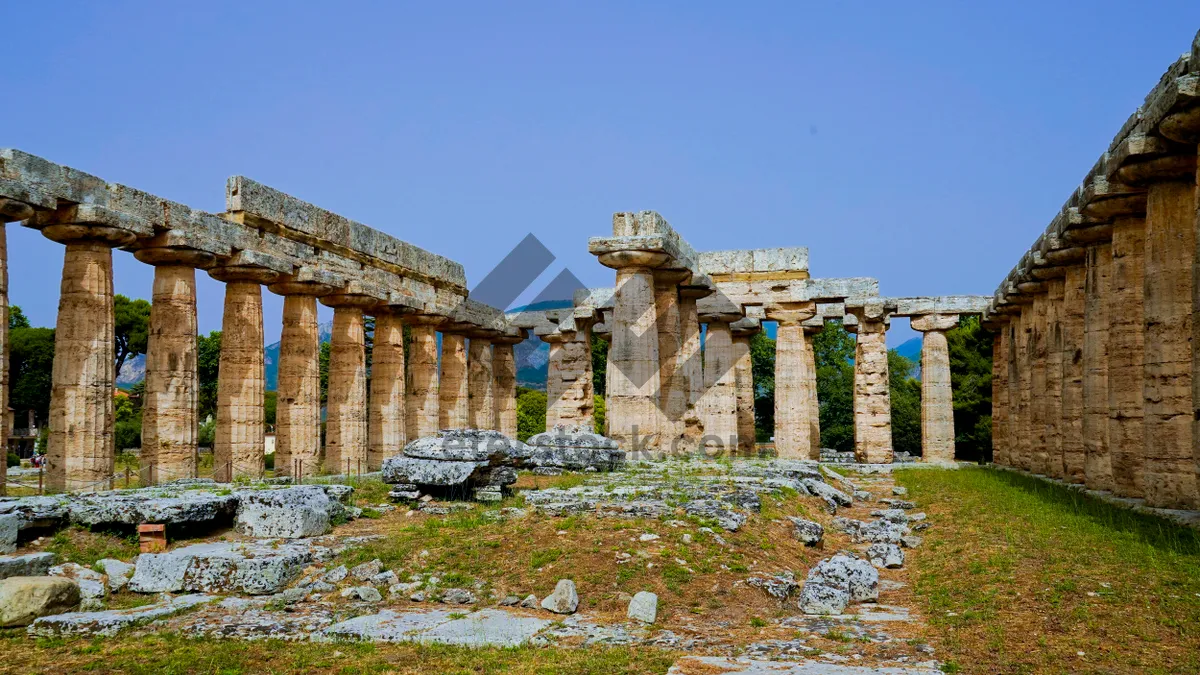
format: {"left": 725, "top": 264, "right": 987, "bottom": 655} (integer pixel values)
{"left": 321, "top": 297, "right": 374, "bottom": 475}
{"left": 802, "top": 321, "right": 824, "bottom": 459}
{"left": 1108, "top": 216, "right": 1147, "bottom": 497}
{"left": 678, "top": 285, "right": 709, "bottom": 453}
{"left": 0, "top": 199, "right": 38, "bottom": 493}
{"left": 1014, "top": 302, "right": 1034, "bottom": 471}
{"left": 209, "top": 264, "right": 278, "bottom": 482}
{"left": 1043, "top": 279, "right": 1065, "bottom": 478}
{"left": 268, "top": 274, "right": 334, "bottom": 480}
{"left": 135, "top": 247, "right": 213, "bottom": 484}
{"left": 369, "top": 310, "right": 407, "bottom": 469}
{"left": 769, "top": 306, "right": 818, "bottom": 459}
{"left": 492, "top": 334, "right": 523, "bottom": 437}
{"left": 406, "top": 315, "right": 445, "bottom": 440}
{"left": 1082, "top": 243, "right": 1113, "bottom": 490}
{"left": 1141, "top": 173, "right": 1196, "bottom": 507}
{"left": 699, "top": 318, "right": 738, "bottom": 455}
{"left": 848, "top": 303, "right": 892, "bottom": 464}
{"left": 438, "top": 330, "right": 469, "bottom": 430}
{"left": 542, "top": 325, "right": 594, "bottom": 430}
{"left": 1029, "top": 291, "right": 1049, "bottom": 475}
{"left": 42, "top": 218, "right": 136, "bottom": 492}
{"left": 655, "top": 271, "right": 689, "bottom": 451}
{"left": 597, "top": 250, "right": 669, "bottom": 455}
{"left": 467, "top": 334, "right": 496, "bottom": 430}
{"left": 730, "top": 319, "right": 760, "bottom": 456}
{"left": 1061, "top": 265, "right": 1087, "bottom": 482}
{"left": 911, "top": 313, "right": 958, "bottom": 464}
{"left": 989, "top": 316, "right": 1009, "bottom": 466}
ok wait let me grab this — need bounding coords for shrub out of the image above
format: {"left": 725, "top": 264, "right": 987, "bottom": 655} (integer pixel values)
{"left": 6, "top": 452, "right": 19, "bottom": 468}
{"left": 264, "top": 452, "right": 275, "bottom": 471}
{"left": 516, "top": 389, "right": 547, "bottom": 441}
{"left": 114, "top": 419, "right": 141, "bottom": 450}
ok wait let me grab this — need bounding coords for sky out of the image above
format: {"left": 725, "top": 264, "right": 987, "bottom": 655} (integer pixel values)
{"left": 5, "top": 2, "right": 1199, "bottom": 347}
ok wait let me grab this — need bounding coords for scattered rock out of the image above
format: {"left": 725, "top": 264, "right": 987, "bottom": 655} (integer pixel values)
{"left": 441, "top": 588, "right": 477, "bottom": 605}
{"left": 0, "top": 577, "right": 80, "bottom": 626}
{"left": 866, "top": 543, "right": 905, "bottom": 569}
{"left": 410, "top": 591, "right": 427, "bottom": 602}
{"left": 787, "top": 517, "right": 824, "bottom": 546}
{"left": 748, "top": 573, "right": 798, "bottom": 601}
{"left": 27, "top": 593, "right": 214, "bottom": 637}
{"left": 901, "top": 535, "right": 924, "bottom": 549}
{"left": 96, "top": 559, "right": 134, "bottom": 592}
{"left": 797, "top": 582, "right": 849, "bottom": 615}
{"left": 350, "top": 559, "right": 383, "bottom": 581}
{"left": 388, "top": 484, "right": 422, "bottom": 502}
{"left": 0, "top": 553, "right": 57, "bottom": 580}
{"left": 853, "top": 490, "right": 873, "bottom": 502}
{"left": 540, "top": 579, "right": 578, "bottom": 614}
{"left": 370, "top": 570, "right": 399, "bottom": 587}
{"left": 520, "top": 594, "right": 539, "bottom": 609}
{"left": 341, "top": 586, "right": 383, "bottom": 602}
{"left": 269, "top": 587, "right": 309, "bottom": 606}
{"left": 234, "top": 486, "right": 338, "bottom": 539}
{"left": 639, "top": 533, "right": 660, "bottom": 542}
{"left": 799, "top": 552, "right": 879, "bottom": 615}
{"left": 627, "top": 591, "right": 657, "bottom": 624}
{"left": 892, "top": 486, "right": 908, "bottom": 496}
{"left": 48, "top": 563, "right": 107, "bottom": 601}
{"left": 499, "top": 595, "right": 520, "bottom": 607}
{"left": 802, "top": 479, "right": 852, "bottom": 508}
{"left": 323, "top": 565, "right": 348, "bottom": 584}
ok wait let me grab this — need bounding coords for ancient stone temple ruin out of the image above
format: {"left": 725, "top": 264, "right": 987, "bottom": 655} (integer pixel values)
{"left": 984, "top": 33, "right": 1200, "bottom": 510}
{"left": 0, "top": 147, "right": 987, "bottom": 493}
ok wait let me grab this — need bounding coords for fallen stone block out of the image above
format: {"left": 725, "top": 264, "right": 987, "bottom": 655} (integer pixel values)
{"left": 128, "top": 541, "right": 315, "bottom": 595}
{"left": 26, "top": 593, "right": 215, "bottom": 637}
{"left": 417, "top": 609, "right": 550, "bottom": 647}
{"left": 0, "top": 576, "right": 80, "bottom": 627}
{"left": 748, "top": 573, "right": 798, "bottom": 601}
{"left": 67, "top": 490, "right": 239, "bottom": 529}
{"left": 341, "top": 586, "right": 383, "bottom": 602}
{"left": 0, "top": 553, "right": 57, "bottom": 580}
{"left": 803, "top": 552, "right": 879, "bottom": 605}
{"left": 627, "top": 591, "right": 658, "bottom": 624}
{"left": 321, "top": 608, "right": 457, "bottom": 641}
{"left": 540, "top": 579, "right": 578, "bottom": 614}
{"left": 234, "top": 486, "right": 337, "bottom": 539}
{"left": 0, "top": 513, "right": 19, "bottom": 554}
{"left": 866, "top": 543, "right": 905, "bottom": 569}
{"left": 526, "top": 425, "right": 624, "bottom": 472}
{"left": 0, "top": 496, "right": 69, "bottom": 530}
{"left": 48, "top": 563, "right": 107, "bottom": 601}
{"left": 96, "top": 559, "right": 135, "bottom": 592}
{"left": 787, "top": 517, "right": 824, "bottom": 546}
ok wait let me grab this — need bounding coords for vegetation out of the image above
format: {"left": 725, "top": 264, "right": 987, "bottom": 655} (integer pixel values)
{"left": 888, "top": 349, "right": 921, "bottom": 456}
{"left": 113, "top": 294, "right": 151, "bottom": 378}
{"left": 947, "top": 316, "right": 993, "bottom": 461}
{"left": 516, "top": 387, "right": 547, "bottom": 441}
{"left": 591, "top": 333, "right": 607, "bottom": 396}
{"left": 897, "top": 467, "right": 1200, "bottom": 674}
{"left": 749, "top": 332, "right": 775, "bottom": 442}
{"left": 197, "top": 330, "right": 222, "bottom": 422}
{"left": 813, "top": 320, "right": 855, "bottom": 451}
{"left": 9, "top": 305, "right": 55, "bottom": 426}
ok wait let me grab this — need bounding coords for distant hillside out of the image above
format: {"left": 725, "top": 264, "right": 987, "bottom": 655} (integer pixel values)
{"left": 516, "top": 334, "right": 549, "bottom": 390}
{"left": 894, "top": 337, "right": 922, "bottom": 380}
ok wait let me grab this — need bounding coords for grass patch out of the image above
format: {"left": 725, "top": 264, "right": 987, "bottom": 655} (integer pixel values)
{"left": 896, "top": 466, "right": 1200, "bottom": 675}
{"left": 0, "top": 632, "right": 679, "bottom": 674}
{"left": 44, "top": 526, "right": 139, "bottom": 567}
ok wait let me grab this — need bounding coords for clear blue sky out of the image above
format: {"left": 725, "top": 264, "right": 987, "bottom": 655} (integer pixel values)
{"left": 5, "top": 2, "right": 1198, "bottom": 346}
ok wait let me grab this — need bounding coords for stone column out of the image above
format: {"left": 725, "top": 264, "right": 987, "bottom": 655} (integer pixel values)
{"left": 655, "top": 271, "right": 689, "bottom": 452}
{"left": 1061, "top": 265, "right": 1086, "bottom": 482}
{"left": 770, "top": 307, "right": 818, "bottom": 459}
{"left": 467, "top": 335, "right": 495, "bottom": 430}
{"left": 1014, "top": 303, "right": 1034, "bottom": 471}
{"left": 802, "top": 324, "right": 823, "bottom": 458}
{"left": 439, "top": 330, "right": 469, "bottom": 430}
{"left": 268, "top": 280, "right": 329, "bottom": 480}
{"left": 493, "top": 335, "right": 522, "bottom": 437}
{"left": 135, "top": 248, "right": 212, "bottom": 484}
{"left": 1108, "top": 216, "right": 1146, "bottom": 497}
{"left": 543, "top": 326, "right": 594, "bottom": 431}
{"left": 678, "top": 286, "right": 708, "bottom": 452}
{"left": 911, "top": 313, "right": 958, "bottom": 464}
{"left": 700, "top": 318, "right": 738, "bottom": 455}
{"left": 369, "top": 310, "right": 407, "bottom": 469}
{"left": 45, "top": 223, "right": 135, "bottom": 492}
{"left": 210, "top": 267, "right": 277, "bottom": 482}
{"left": 597, "top": 251, "right": 668, "bottom": 455}
{"left": 990, "top": 319, "right": 1008, "bottom": 466}
{"left": 321, "top": 298, "right": 373, "bottom": 475}
{"left": 1142, "top": 176, "right": 1196, "bottom": 508}
{"left": 1044, "top": 279, "right": 1065, "bottom": 479}
{"left": 849, "top": 305, "right": 892, "bottom": 464}
{"left": 406, "top": 316, "right": 445, "bottom": 440}
{"left": 0, "top": 199, "right": 36, "bottom": 493}
{"left": 731, "top": 321, "right": 759, "bottom": 456}
{"left": 1029, "top": 292, "right": 1049, "bottom": 475}
{"left": 1083, "top": 244, "right": 1113, "bottom": 490}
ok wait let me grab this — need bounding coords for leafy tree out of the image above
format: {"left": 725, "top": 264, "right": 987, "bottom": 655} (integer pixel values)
{"left": 593, "top": 394, "right": 606, "bottom": 435}
{"left": 889, "top": 350, "right": 922, "bottom": 456}
{"left": 264, "top": 390, "right": 277, "bottom": 429}
{"left": 749, "top": 331, "right": 776, "bottom": 442}
{"left": 516, "top": 386, "right": 546, "bottom": 441}
{"left": 9, "top": 326, "right": 55, "bottom": 423}
{"left": 319, "top": 340, "right": 331, "bottom": 405}
{"left": 197, "top": 331, "right": 222, "bottom": 421}
{"left": 813, "top": 320, "right": 855, "bottom": 451}
{"left": 947, "top": 316, "right": 994, "bottom": 461}
{"left": 9, "top": 305, "right": 30, "bottom": 330}
{"left": 591, "top": 333, "right": 608, "bottom": 396}
{"left": 114, "top": 295, "right": 151, "bottom": 377}
{"left": 114, "top": 391, "right": 141, "bottom": 450}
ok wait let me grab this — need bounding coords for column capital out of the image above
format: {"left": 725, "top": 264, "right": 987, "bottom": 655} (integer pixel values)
{"left": 765, "top": 304, "right": 817, "bottom": 326}
{"left": 407, "top": 314, "right": 449, "bottom": 328}
{"left": 653, "top": 268, "right": 692, "bottom": 286}
{"left": 597, "top": 250, "right": 670, "bottom": 270}
{"left": 268, "top": 267, "right": 345, "bottom": 297}
{"left": 909, "top": 314, "right": 959, "bottom": 332}
{"left": 320, "top": 294, "right": 380, "bottom": 310}
{"left": 31, "top": 203, "right": 152, "bottom": 247}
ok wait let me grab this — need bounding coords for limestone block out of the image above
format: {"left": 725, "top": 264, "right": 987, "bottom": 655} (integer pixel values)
{"left": 0, "top": 577, "right": 80, "bottom": 627}
{"left": 66, "top": 490, "right": 238, "bottom": 528}
{"left": 369, "top": 312, "right": 407, "bottom": 470}
{"left": 1108, "top": 217, "right": 1146, "bottom": 497}
{"left": 700, "top": 321, "right": 738, "bottom": 456}
{"left": 214, "top": 281, "right": 265, "bottom": 482}
{"left": 1060, "top": 265, "right": 1086, "bottom": 482}
{"left": 852, "top": 320, "right": 893, "bottom": 464}
{"left": 406, "top": 320, "right": 441, "bottom": 440}
{"left": 141, "top": 265, "right": 199, "bottom": 484}
{"left": 492, "top": 342, "right": 518, "bottom": 438}
{"left": 46, "top": 241, "right": 116, "bottom": 492}
{"left": 0, "top": 553, "right": 57, "bottom": 580}
{"left": 607, "top": 264, "right": 663, "bottom": 454}
{"left": 128, "top": 541, "right": 313, "bottom": 595}
{"left": 540, "top": 579, "right": 578, "bottom": 614}
{"left": 326, "top": 307, "right": 368, "bottom": 474}
{"left": 275, "top": 295, "right": 322, "bottom": 478}
{"left": 234, "top": 486, "right": 337, "bottom": 539}
{"left": 732, "top": 336, "right": 756, "bottom": 455}
{"left": 96, "top": 559, "right": 133, "bottom": 592}
{"left": 787, "top": 517, "right": 824, "bottom": 546}
{"left": 527, "top": 425, "right": 623, "bottom": 471}
{"left": 627, "top": 591, "right": 658, "bottom": 624}
{"left": 26, "top": 593, "right": 214, "bottom": 638}
{"left": 48, "top": 563, "right": 106, "bottom": 601}
{"left": 439, "top": 333, "right": 469, "bottom": 430}
{"left": 1142, "top": 180, "right": 1196, "bottom": 508}
{"left": 1083, "top": 243, "right": 1114, "bottom": 490}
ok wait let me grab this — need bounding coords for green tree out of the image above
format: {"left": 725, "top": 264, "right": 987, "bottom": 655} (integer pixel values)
{"left": 591, "top": 333, "right": 608, "bottom": 397}
{"left": 889, "top": 350, "right": 922, "bottom": 456}
{"left": 593, "top": 393, "right": 606, "bottom": 435}
{"left": 197, "top": 331, "right": 222, "bottom": 421}
{"left": 114, "top": 391, "right": 141, "bottom": 450}
{"left": 264, "top": 390, "right": 277, "bottom": 429}
{"left": 319, "top": 340, "right": 331, "bottom": 405}
{"left": 8, "top": 305, "right": 30, "bottom": 330}
{"left": 947, "top": 316, "right": 994, "bottom": 461}
{"left": 516, "top": 386, "right": 546, "bottom": 441}
{"left": 813, "top": 320, "right": 855, "bottom": 451}
{"left": 9, "top": 326, "right": 55, "bottom": 423}
{"left": 749, "top": 331, "right": 776, "bottom": 442}
{"left": 114, "top": 295, "right": 151, "bottom": 377}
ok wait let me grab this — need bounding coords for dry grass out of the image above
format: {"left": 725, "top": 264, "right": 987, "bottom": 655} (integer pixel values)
{"left": 896, "top": 466, "right": 1200, "bottom": 675}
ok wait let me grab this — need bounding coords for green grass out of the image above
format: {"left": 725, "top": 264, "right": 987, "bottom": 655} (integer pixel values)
{"left": 0, "top": 632, "right": 679, "bottom": 674}
{"left": 896, "top": 466, "right": 1200, "bottom": 675}
{"left": 44, "top": 526, "right": 140, "bottom": 567}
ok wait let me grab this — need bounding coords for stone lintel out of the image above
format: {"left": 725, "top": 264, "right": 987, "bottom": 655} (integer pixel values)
{"left": 802, "top": 303, "right": 846, "bottom": 328}
{"left": 226, "top": 175, "right": 466, "bottom": 292}
{"left": 802, "top": 277, "right": 879, "bottom": 302}
{"left": 889, "top": 296, "right": 991, "bottom": 318}
{"left": 573, "top": 286, "right": 615, "bottom": 311}
{"left": 698, "top": 247, "right": 809, "bottom": 279}
{"left": 844, "top": 297, "right": 896, "bottom": 321}
{"left": 0, "top": 176, "right": 55, "bottom": 211}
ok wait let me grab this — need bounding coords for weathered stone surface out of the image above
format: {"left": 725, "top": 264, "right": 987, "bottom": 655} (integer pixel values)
{"left": 1082, "top": 243, "right": 1113, "bottom": 490}
{"left": 0, "top": 553, "right": 56, "bottom": 580}
{"left": 799, "top": 552, "right": 878, "bottom": 615}
{"left": 48, "top": 563, "right": 106, "bottom": 600}
{"left": 1108, "top": 217, "right": 1145, "bottom": 496}
{"left": 402, "top": 429, "right": 531, "bottom": 463}
{"left": 141, "top": 264, "right": 199, "bottom": 484}
{"left": 325, "top": 306, "right": 369, "bottom": 474}
{"left": 787, "top": 517, "right": 824, "bottom": 546}
{"left": 213, "top": 279, "right": 267, "bottom": 482}
{"left": 604, "top": 258, "right": 664, "bottom": 454}
{"left": 368, "top": 312, "right": 407, "bottom": 471}
{"left": 0, "top": 497, "right": 68, "bottom": 529}
{"left": 911, "top": 315, "right": 957, "bottom": 464}
{"left": 27, "top": 593, "right": 214, "bottom": 637}
{"left": 492, "top": 342, "right": 519, "bottom": 438}
{"left": 67, "top": 490, "right": 238, "bottom": 528}
{"left": 467, "top": 338, "right": 496, "bottom": 430}
{"left": 0, "top": 514, "right": 17, "bottom": 554}
{"left": 802, "top": 479, "right": 851, "bottom": 508}
{"left": 440, "top": 588, "right": 477, "bottom": 605}
{"left": 128, "top": 541, "right": 315, "bottom": 595}
{"left": 627, "top": 591, "right": 657, "bottom": 623}
{"left": 341, "top": 586, "right": 383, "bottom": 602}
{"left": 96, "top": 559, "right": 134, "bottom": 591}
{"left": 382, "top": 457, "right": 488, "bottom": 486}
{"left": 405, "top": 320, "right": 441, "bottom": 440}
{"left": 275, "top": 294, "right": 322, "bottom": 478}
{"left": 234, "top": 486, "right": 336, "bottom": 539}
{"left": 540, "top": 579, "right": 579, "bottom": 614}
{"left": 439, "top": 333, "right": 469, "bottom": 430}
{"left": 527, "top": 425, "right": 623, "bottom": 471}
{"left": 0, "top": 576, "right": 79, "bottom": 627}
{"left": 850, "top": 313, "right": 893, "bottom": 463}
{"left": 797, "top": 581, "right": 849, "bottom": 615}
{"left": 866, "top": 543, "right": 905, "bottom": 569}
{"left": 321, "top": 608, "right": 457, "bottom": 641}
{"left": 700, "top": 320, "right": 739, "bottom": 455}
{"left": 748, "top": 572, "right": 798, "bottom": 601}
{"left": 773, "top": 314, "right": 817, "bottom": 459}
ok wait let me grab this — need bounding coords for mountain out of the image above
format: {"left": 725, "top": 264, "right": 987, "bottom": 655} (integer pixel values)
{"left": 894, "top": 337, "right": 922, "bottom": 380}
{"left": 516, "top": 334, "right": 549, "bottom": 390}
{"left": 117, "top": 355, "right": 146, "bottom": 389}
